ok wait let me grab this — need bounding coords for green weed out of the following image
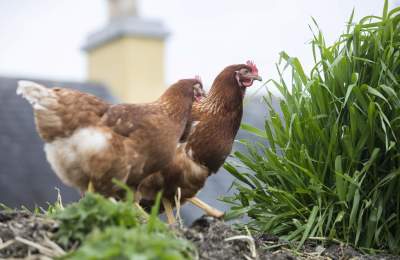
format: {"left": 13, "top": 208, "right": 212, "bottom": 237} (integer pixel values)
{"left": 61, "top": 226, "right": 196, "bottom": 260}
{"left": 52, "top": 192, "right": 146, "bottom": 247}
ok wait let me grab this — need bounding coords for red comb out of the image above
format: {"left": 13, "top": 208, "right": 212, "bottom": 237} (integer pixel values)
{"left": 195, "top": 75, "right": 202, "bottom": 83}
{"left": 246, "top": 60, "right": 258, "bottom": 74}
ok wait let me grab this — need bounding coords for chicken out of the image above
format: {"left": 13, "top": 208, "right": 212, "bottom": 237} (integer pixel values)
{"left": 17, "top": 78, "right": 205, "bottom": 197}
{"left": 136, "top": 61, "right": 262, "bottom": 223}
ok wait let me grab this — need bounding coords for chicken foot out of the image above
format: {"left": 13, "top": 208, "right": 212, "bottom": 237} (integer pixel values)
{"left": 187, "top": 197, "right": 224, "bottom": 218}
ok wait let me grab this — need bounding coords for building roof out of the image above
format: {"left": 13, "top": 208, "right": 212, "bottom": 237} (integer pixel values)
{"left": 83, "top": 17, "right": 169, "bottom": 51}
{"left": 0, "top": 77, "right": 116, "bottom": 209}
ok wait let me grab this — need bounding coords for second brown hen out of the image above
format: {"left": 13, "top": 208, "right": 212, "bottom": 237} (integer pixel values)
{"left": 137, "top": 61, "right": 262, "bottom": 223}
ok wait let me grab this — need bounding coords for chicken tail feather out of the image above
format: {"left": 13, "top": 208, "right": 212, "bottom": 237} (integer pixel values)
{"left": 17, "top": 80, "right": 56, "bottom": 110}
{"left": 17, "top": 80, "right": 63, "bottom": 141}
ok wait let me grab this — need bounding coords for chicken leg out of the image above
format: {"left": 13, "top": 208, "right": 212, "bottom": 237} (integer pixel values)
{"left": 87, "top": 181, "right": 95, "bottom": 193}
{"left": 134, "top": 202, "right": 150, "bottom": 219}
{"left": 187, "top": 197, "right": 224, "bottom": 218}
{"left": 162, "top": 199, "right": 176, "bottom": 224}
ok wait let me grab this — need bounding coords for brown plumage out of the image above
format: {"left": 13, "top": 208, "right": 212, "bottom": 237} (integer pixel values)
{"left": 137, "top": 62, "right": 262, "bottom": 214}
{"left": 17, "top": 78, "right": 204, "bottom": 197}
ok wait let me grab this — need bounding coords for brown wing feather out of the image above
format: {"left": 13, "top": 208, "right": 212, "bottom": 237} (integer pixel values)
{"left": 34, "top": 87, "right": 110, "bottom": 141}
{"left": 100, "top": 104, "right": 158, "bottom": 137}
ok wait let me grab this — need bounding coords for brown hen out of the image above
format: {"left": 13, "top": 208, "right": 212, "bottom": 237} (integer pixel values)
{"left": 137, "top": 61, "right": 262, "bottom": 223}
{"left": 17, "top": 78, "right": 205, "bottom": 197}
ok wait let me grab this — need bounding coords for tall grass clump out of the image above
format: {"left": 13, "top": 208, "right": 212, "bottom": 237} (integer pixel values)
{"left": 224, "top": 1, "right": 400, "bottom": 253}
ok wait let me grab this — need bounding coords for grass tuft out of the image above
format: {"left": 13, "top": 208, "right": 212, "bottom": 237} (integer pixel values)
{"left": 224, "top": 0, "right": 400, "bottom": 254}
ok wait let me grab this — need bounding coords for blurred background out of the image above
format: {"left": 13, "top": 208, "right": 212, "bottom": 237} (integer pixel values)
{"left": 0, "top": 0, "right": 396, "bottom": 223}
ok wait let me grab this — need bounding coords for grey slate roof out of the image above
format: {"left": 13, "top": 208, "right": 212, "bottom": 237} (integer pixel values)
{"left": 0, "top": 77, "right": 116, "bottom": 209}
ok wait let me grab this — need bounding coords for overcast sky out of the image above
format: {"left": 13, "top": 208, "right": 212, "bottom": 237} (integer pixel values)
{"left": 0, "top": 0, "right": 394, "bottom": 93}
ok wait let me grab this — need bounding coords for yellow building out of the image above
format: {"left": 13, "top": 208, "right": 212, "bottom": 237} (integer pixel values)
{"left": 83, "top": 0, "right": 168, "bottom": 103}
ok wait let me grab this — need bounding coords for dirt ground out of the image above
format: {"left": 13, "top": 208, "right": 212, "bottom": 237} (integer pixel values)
{"left": 0, "top": 210, "right": 399, "bottom": 260}
{"left": 180, "top": 216, "right": 399, "bottom": 260}
{"left": 0, "top": 211, "right": 62, "bottom": 259}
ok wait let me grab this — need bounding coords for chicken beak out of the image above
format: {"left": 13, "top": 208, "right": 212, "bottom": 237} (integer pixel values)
{"left": 252, "top": 75, "right": 263, "bottom": 81}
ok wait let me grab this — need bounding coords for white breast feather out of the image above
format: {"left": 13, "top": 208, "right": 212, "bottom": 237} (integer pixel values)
{"left": 44, "top": 127, "right": 111, "bottom": 186}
